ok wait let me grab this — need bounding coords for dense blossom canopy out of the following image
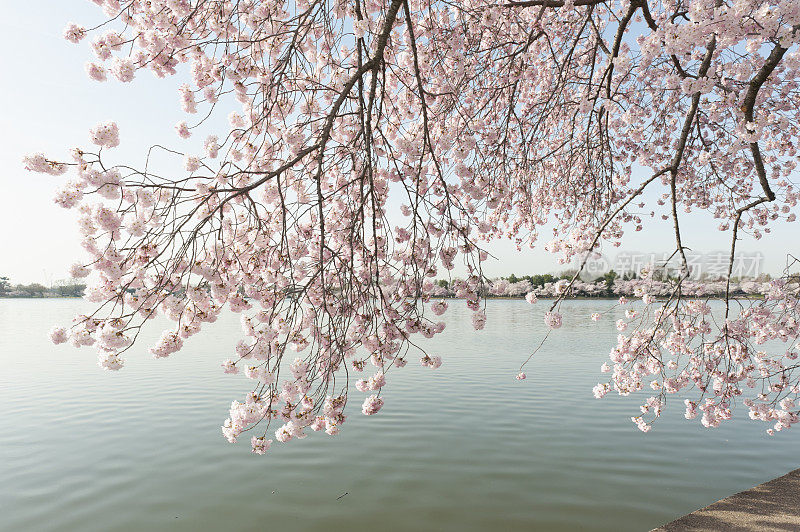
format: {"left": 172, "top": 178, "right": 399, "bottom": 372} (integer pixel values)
{"left": 26, "top": 0, "right": 800, "bottom": 450}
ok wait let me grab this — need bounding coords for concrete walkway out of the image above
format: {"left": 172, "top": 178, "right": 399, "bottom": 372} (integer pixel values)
{"left": 652, "top": 468, "right": 800, "bottom": 531}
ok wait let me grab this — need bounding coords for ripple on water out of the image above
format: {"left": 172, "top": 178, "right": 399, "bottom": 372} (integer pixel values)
{"left": 1, "top": 298, "right": 800, "bottom": 531}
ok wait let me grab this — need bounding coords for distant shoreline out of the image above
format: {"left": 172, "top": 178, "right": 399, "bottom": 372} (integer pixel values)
{"left": 0, "top": 295, "right": 84, "bottom": 299}
{"left": 465, "top": 295, "right": 765, "bottom": 300}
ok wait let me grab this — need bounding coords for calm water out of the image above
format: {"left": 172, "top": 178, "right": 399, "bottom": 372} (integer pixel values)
{"left": 1, "top": 298, "right": 799, "bottom": 531}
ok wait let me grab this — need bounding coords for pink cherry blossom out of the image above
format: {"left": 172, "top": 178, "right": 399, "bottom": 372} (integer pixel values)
{"left": 544, "top": 311, "right": 562, "bottom": 330}
{"left": 362, "top": 395, "right": 384, "bottom": 416}
{"left": 23, "top": 153, "right": 67, "bottom": 176}
{"left": 472, "top": 311, "right": 487, "bottom": 330}
{"left": 251, "top": 436, "right": 272, "bottom": 455}
{"left": 110, "top": 57, "right": 135, "bottom": 82}
{"left": 221, "top": 360, "right": 239, "bottom": 374}
{"left": 84, "top": 62, "right": 107, "bottom": 82}
{"left": 98, "top": 353, "right": 124, "bottom": 371}
{"left": 431, "top": 300, "right": 448, "bottom": 315}
{"left": 88, "top": 121, "right": 119, "bottom": 148}
{"left": 48, "top": 327, "right": 68, "bottom": 345}
{"left": 63, "top": 23, "right": 86, "bottom": 43}
{"left": 175, "top": 121, "right": 191, "bottom": 139}
{"left": 593, "top": 383, "right": 609, "bottom": 399}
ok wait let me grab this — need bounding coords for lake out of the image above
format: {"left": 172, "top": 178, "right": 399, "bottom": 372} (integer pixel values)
{"left": 2, "top": 298, "right": 798, "bottom": 531}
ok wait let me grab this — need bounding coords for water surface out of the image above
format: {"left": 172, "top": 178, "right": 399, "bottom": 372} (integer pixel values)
{"left": 1, "top": 298, "right": 798, "bottom": 531}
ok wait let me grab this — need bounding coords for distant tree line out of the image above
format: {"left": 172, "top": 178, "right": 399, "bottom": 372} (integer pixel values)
{"left": 0, "top": 276, "right": 85, "bottom": 298}
{"left": 431, "top": 270, "right": 775, "bottom": 299}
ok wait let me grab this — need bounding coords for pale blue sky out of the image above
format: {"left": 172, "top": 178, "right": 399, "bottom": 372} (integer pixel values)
{"left": 0, "top": 1, "right": 796, "bottom": 285}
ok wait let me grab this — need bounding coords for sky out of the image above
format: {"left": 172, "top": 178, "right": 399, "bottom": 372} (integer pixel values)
{"left": 0, "top": 1, "right": 796, "bottom": 285}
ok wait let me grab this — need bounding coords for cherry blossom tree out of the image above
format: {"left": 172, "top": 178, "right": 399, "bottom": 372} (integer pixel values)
{"left": 26, "top": 0, "right": 800, "bottom": 450}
